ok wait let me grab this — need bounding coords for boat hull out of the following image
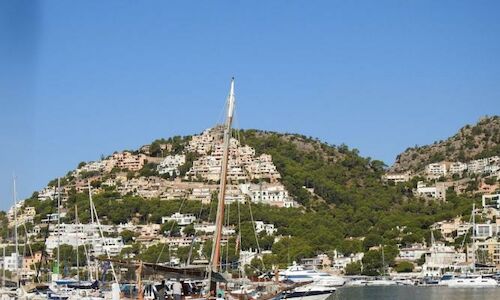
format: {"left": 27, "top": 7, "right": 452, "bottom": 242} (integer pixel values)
{"left": 280, "top": 290, "right": 334, "bottom": 300}
{"left": 447, "top": 277, "right": 498, "bottom": 288}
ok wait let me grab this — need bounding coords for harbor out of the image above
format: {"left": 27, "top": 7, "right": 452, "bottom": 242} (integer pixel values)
{"left": 2, "top": 2, "right": 500, "bottom": 299}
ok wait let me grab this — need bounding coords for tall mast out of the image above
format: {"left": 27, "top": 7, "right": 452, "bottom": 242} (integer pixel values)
{"left": 13, "top": 176, "right": 19, "bottom": 288}
{"left": 211, "top": 78, "right": 235, "bottom": 274}
{"left": 75, "top": 205, "right": 80, "bottom": 283}
{"left": 57, "top": 178, "right": 61, "bottom": 276}
{"left": 2, "top": 246, "right": 5, "bottom": 288}
{"left": 472, "top": 203, "right": 476, "bottom": 273}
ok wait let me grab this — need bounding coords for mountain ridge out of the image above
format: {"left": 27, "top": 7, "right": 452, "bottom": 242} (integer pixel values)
{"left": 390, "top": 115, "right": 500, "bottom": 173}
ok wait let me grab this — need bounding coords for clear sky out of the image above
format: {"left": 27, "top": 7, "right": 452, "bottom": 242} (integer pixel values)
{"left": 1, "top": 1, "right": 499, "bottom": 210}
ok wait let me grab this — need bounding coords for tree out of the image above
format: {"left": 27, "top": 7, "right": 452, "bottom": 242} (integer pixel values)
{"left": 138, "top": 243, "right": 169, "bottom": 263}
{"left": 362, "top": 234, "right": 383, "bottom": 251}
{"left": 395, "top": 261, "right": 414, "bottom": 273}
{"left": 161, "top": 221, "right": 180, "bottom": 237}
{"left": 183, "top": 224, "right": 196, "bottom": 237}
{"left": 345, "top": 261, "right": 362, "bottom": 275}
{"left": 120, "top": 230, "right": 138, "bottom": 244}
{"left": 361, "top": 250, "right": 383, "bottom": 276}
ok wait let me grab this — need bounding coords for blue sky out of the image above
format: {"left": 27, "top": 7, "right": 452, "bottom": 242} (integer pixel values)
{"left": 1, "top": 1, "right": 499, "bottom": 210}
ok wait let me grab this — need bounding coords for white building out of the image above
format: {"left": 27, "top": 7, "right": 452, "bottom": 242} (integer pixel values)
{"left": 425, "top": 163, "right": 447, "bottom": 178}
{"left": 416, "top": 181, "right": 446, "bottom": 200}
{"left": 449, "top": 162, "right": 468, "bottom": 174}
{"left": 161, "top": 213, "right": 196, "bottom": 226}
{"left": 467, "top": 156, "right": 499, "bottom": 174}
{"left": 45, "top": 223, "right": 124, "bottom": 257}
{"left": 240, "top": 183, "right": 295, "bottom": 208}
{"left": 254, "top": 221, "right": 277, "bottom": 235}
{"left": 193, "top": 223, "right": 235, "bottom": 235}
{"left": 189, "top": 187, "right": 213, "bottom": 204}
{"left": 157, "top": 154, "right": 186, "bottom": 176}
{"left": 38, "top": 186, "right": 62, "bottom": 201}
{"left": 1, "top": 252, "right": 22, "bottom": 272}
{"left": 482, "top": 193, "right": 500, "bottom": 209}
{"left": 383, "top": 172, "right": 411, "bottom": 184}
{"left": 77, "top": 160, "right": 108, "bottom": 174}
{"left": 331, "top": 251, "right": 364, "bottom": 273}
{"left": 398, "top": 243, "right": 428, "bottom": 262}
{"left": 475, "top": 222, "right": 500, "bottom": 240}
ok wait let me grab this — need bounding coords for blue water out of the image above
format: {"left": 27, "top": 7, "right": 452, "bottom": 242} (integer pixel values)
{"left": 331, "top": 286, "right": 500, "bottom": 300}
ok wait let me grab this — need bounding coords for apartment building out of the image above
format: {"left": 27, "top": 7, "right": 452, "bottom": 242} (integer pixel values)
{"left": 117, "top": 176, "right": 168, "bottom": 198}
{"left": 240, "top": 183, "right": 295, "bottom": 207}
{"left": 449, "top": 162, "right": 468, "bottom": 174}
{"left": 416, "top": 181, "right": 447, "bottom": 200}
{"left": 254, "top": 221, "right": 277, "bottom": 235}
{"left": 157, "top": 154, "right": 186, "bottom": 176}
{"left": 474, "top": 238, "right": 500, "bottom": 268}
{"left": 482, "top": 193, "right": 500, "bottom": 209}
{"left": 162, "top": 212, "right": 197, "bottom": 226}
{"left": 382, "top": 172, "right": 411, "bottom": 184}
{"left": 425, "top": 163, "right": 447, "bottom": 178}
{"left": 245, "top": 154, "right": 281, "bottom": 182}
{"left": 109, "top": 152, "right": 147, "bottom": 171}
{"left": 45, "top": 223, "right": 124, "bottom": 257}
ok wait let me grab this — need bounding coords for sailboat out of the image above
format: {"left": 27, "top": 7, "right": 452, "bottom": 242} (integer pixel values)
{"left": 445, "top": 203, "right": 498, "bottom": 288}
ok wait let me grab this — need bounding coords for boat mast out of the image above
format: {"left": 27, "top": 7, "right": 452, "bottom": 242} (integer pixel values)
{"left": 75, "top": 205, "right": 80, "bottom": 283}
{"left": 2, "top": 246, "right": 5, "bottom": 288}
{"left": 13, "top": 176, "right": 19, "bottom": 288}
{"left": 472, "top": 203, "right": 476, "bottom": 274}
{"left": 209, "top": 78, "right": 236, "bottom": 287}
{"left": 57, "top": 178, "right": 61, "bottom": 277}
{"left": 88, "top": 182, "right": 99, "bottom": 281}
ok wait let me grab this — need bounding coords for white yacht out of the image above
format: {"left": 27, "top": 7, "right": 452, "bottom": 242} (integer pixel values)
{"left": 276, "top": 282, "right": 336, "bottom": 300}
{"left": 365, "top": 278, "right": 397, "bottom": 286}
{"left": 279, "top": 264, "right": 345, "bottom": 286}
{"left": 446, "top": 275, "right": 498, "bottom": 288}
{"left": 346, "top": 277, "right": 396, "bottom": 287}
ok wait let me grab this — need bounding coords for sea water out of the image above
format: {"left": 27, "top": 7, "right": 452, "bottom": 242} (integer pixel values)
{"left": 330, "top": 286, "right": 500, "bottom": 300}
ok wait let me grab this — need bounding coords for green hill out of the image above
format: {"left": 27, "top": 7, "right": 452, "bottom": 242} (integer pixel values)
{"left": 8, "top": 127, "right": 482, "bottom": 273}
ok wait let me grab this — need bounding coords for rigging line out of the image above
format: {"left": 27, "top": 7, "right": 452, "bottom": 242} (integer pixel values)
{"left": 197, "top": 196, "right": 205, "bottom": 223}
{"left": 155, "top": 197, "right": 188, "bottom": 264}
{"left": 22, "top": 223, "right": 39, "bottom": 283}
{"left": 225, "top": 202, "right": 230, "bottom": 272}
{"left": 207, "top": 192, "right": 215, "bottom": 223}
{"left": 247, "top": 200, "right": 265, "bottom": 271}
{"left": 88, "top": 183, "right": 118, "bottom": 284}
{"left": 237, "top": 197, "right": 243, "bottom": 278}
{"left": 460, "top": 211, "right": 474, "bottom": 251}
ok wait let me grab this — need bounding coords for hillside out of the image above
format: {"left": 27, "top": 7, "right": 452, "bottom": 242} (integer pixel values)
{"left": 391, "top": 116, "right": 500, "bottom": 173}
{"left": 4, "top": 126, "right": 481, "bottom": 273}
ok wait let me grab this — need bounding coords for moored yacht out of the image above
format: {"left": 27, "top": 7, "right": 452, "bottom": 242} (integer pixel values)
{"left": 446, "top": 275, "right": 498, "bottom": 288}
{"left": 279, "top": 264, "right": 345, "bottom": 286}
{"left": 275, "top": 282, "right": 336, "bottom": 300}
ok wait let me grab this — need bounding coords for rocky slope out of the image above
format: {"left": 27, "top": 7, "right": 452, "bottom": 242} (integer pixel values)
{"left": 391, "top": 116, "right": 500, "bottom": 172}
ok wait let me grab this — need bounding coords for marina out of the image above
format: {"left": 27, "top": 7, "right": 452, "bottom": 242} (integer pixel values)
{"left": 2, "top": 2, "right": 500, "bottom": 298}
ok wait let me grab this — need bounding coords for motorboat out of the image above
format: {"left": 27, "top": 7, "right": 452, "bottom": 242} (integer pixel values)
{"left": 346, "top": 276, "right": 396, "bottom": 287}
{"left": 275, "top": 282, "right": 335, "bottom": 300}
{"left": 436, "top": 273, "right": 455, "bottom": 286}
{"left": 364, "top": 277, "right": 397, "bottom": 286}
{"left": 279, "top": 264, "right": 345, "bottom": 286}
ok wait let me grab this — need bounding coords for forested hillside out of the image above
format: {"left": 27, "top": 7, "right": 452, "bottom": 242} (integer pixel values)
{"left": 9, "top": 127, "right": 481, "bottom": 274}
